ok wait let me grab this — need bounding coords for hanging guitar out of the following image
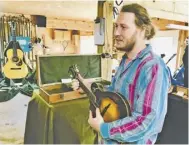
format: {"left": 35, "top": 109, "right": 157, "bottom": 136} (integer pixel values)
{"left": 68, "top": 64, "right": 131, "bottom": 122}
{"left": 3, "top": 21, "right": 29, "bottom": 79}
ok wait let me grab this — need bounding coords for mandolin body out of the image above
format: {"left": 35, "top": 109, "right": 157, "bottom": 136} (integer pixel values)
{"left": 92, "top": 87, "right": 131, "bottom": 122}
{"left": 69, "top": 65, "right": 131, "bottom": 123}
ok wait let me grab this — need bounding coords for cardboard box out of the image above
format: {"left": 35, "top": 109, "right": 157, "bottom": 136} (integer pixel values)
{"left": 36, "top": 54, "right": 105, "bottom": 104}
{"left": 170, "top": 85, "right": 188, "bottom": 100}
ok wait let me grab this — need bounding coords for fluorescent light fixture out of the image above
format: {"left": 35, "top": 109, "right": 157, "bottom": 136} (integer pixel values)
{"left": 166, "top": 24, "right": 189, "bottom": 31}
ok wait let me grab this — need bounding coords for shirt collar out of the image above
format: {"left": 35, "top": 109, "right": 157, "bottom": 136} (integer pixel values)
{"left": 137, "top": 44, "right": 152, "bottom": 59}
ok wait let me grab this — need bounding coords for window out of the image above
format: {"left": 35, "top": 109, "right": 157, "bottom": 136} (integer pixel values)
{"left": 149, "top": 30, "right": 179, "bottom": 75}
{"left": 80, "top": 36, "right": 97, "bottom": 54}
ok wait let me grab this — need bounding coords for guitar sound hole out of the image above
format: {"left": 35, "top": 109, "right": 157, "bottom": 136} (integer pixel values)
{"left": 16, "top": 60, "right": 23, "bottom": 66}
{"left": 12, "top": 57, "right": 19, "bottom": 62}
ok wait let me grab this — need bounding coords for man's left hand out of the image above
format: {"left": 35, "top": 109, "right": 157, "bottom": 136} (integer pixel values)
{"left": 88, "top": 108, "right": 104, "bottom": 132}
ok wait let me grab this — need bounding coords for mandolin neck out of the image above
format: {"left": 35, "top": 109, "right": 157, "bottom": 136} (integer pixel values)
{"left": 76, "top": 75, "right": 98, "bottom": 108}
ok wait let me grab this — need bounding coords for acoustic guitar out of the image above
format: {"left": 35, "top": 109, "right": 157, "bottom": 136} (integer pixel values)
{"left": 3, "top": 21, "right": 28, "bottom": 79}
{"left": 68, "top": 64, "right": 131, "bottom": 122}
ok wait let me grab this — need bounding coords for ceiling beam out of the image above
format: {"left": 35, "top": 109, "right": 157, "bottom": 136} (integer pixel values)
{"left": 152, "top": 18, "right": 187, "bottom": 31}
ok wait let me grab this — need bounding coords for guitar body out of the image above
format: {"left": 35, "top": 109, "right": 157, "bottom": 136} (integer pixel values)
{"left": 3, "top": 22, "right": 29, "bottom": 79}
{"left": 3, "top": 47, "right": 28, "bottom": 79}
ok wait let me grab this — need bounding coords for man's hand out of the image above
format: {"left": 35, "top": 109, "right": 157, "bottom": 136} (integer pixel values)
{"left": 71, "top": 79, "right": 84, "bottom": 93}
{"left": 88, "top": 108, "right": 104, "bottom": 132}
{"left": 71, "top": 79, "right": 80, "bottom": 91}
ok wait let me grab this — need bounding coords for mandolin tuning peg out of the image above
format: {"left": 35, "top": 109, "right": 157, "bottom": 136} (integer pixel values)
{"left": 74, "top": 64, "right": 79, "bottom": 73}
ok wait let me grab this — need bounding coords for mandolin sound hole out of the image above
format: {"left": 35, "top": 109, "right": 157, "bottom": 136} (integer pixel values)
{"left": 100, "top": 98, "right": 120, "bottom": 122}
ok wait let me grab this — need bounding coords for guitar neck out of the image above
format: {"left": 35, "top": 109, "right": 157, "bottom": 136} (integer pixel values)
{"left": 11, "top": 22, "right": 18, "bottom": 57}
{"left": 12, "top": 28, "right": 16, "bottom": 42}
{"left": 76, "top": 75, "right": 98, "bottom": 108}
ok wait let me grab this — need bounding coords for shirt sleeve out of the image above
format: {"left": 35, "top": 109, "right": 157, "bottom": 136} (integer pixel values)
{"left": 99, "top": 63, "right": 170, "bottom": 143}
{"left": 105, "top": 75, "right": 116, "bottom": 91}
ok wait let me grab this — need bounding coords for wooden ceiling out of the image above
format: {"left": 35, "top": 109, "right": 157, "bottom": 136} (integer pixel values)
{"left": 123, "top": 1, "right": 188, "bottom": 22}
{"left": 0, "top": 1, "right": 98, "bottom": 21}
{"left": 0, "top": 0, "right": 188, "bottom": 23}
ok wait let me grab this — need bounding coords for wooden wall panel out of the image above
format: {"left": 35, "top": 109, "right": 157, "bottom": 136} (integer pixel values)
{"left": 46, "top": 18, "right": 94, "bottom": 31}
{"left": 176, "top": 30, "right": 188, "bottom": 69}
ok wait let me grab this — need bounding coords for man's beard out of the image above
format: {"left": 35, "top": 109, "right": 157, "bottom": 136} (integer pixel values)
{"left": 116, "top": 32, "right": 136, "bottom": 52}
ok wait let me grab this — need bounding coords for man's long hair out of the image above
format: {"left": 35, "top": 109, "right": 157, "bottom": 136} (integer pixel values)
{"left": 121, "top": 3, "right": 156, "bottom": 40}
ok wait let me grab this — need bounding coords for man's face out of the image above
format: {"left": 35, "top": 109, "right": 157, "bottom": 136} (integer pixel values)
{"left": 114, "top": 12, "right": 138, "bottom": 52}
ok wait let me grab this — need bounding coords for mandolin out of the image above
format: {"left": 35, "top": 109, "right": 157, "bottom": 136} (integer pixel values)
{"left": 68, "top": 64, "right": 131, "bottom": 122}
{"left": 3, "top": 21, "right": 28, "bottom": 79}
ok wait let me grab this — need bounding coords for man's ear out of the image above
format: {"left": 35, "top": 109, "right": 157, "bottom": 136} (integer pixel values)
{"left": 139, "top": 25, "right": 146, "bottom": 38}
{"left": 141, "top": 25, "right": 147, "bottom": 32}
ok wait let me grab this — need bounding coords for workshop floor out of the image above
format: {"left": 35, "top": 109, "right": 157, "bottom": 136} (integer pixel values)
{"left": 0, "top": 93, "right": 30, "bottom": 144}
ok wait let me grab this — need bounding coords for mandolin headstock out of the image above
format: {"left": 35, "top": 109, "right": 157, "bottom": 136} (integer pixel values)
{"left": 68, "top": 64, "right": 80, "bottom": 79}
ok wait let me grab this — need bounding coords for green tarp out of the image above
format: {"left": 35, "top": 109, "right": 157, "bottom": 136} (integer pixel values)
{"left": 11, "top": 54, "right": 103, "bottom": 143}
{"left": 24, "top": 90, "right": 96, "bottom": 144}
{"left": 0, "top": 80, "right": 37, "bottom": 102}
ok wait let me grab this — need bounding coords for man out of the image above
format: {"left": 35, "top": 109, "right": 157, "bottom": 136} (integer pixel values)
{"left": 88, "top": 3, "right": 170, "bottom": 144}
{"left": 182, "top": 37, "right": 188, "bottom": 88}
